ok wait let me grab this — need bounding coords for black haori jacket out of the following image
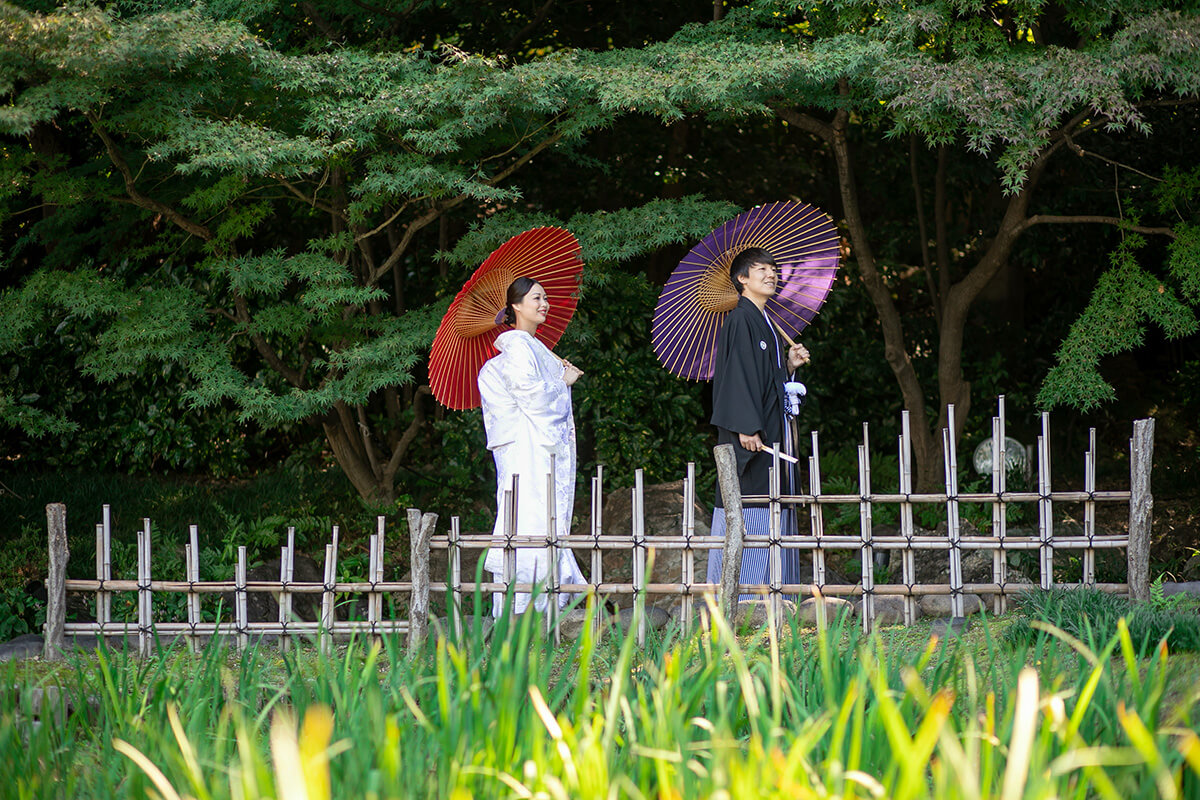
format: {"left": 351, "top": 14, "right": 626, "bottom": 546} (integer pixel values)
{"left": 711, "top": 296, "right": 795, "bottom": 509}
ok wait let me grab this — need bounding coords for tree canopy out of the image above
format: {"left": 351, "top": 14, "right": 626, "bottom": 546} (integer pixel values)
{"left": 2, "top": 0, "right": 1198, "bottom": 502}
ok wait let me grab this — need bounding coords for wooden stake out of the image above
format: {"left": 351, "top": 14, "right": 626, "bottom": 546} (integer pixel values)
{"left": 1128, "top": 418, "right": 1155, "bottom": 602}
{"left": 714, "top": 444, "right": 745, "bottom": 621}
{"left": 44, "top": 504, "right": 68, "bottom": 661}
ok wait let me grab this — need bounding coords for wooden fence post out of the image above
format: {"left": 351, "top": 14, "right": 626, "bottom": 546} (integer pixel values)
{"left": 44, "top": 503, "right": 68, "bottom": 662}
{"left": 407, "top": 509, "right": 438, "bottom": 656}
{"left": 714, "top": 444, "right": 745, "bottom": 620}
{"left": 1127, "top": 418, "right": 1155, "bottom": 602}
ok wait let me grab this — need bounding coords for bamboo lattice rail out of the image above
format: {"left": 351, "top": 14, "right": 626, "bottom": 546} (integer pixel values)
{"left": 41, "top": 399, "right": 1155, "bottom": 658}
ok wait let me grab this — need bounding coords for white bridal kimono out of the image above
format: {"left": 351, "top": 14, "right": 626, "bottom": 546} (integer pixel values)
{"left": 478, "top": 329, "right": 587, "bottom": 615}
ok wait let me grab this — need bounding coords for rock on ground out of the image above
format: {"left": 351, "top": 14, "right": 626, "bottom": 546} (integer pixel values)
{"left": 796, "top": 596, "right": 855, "bottom": 627}
{"left": 853, "top": 594, "right": 919, "bottom": 626}
{"left": 919, "top": 593, "right": 983, "bottom": 618}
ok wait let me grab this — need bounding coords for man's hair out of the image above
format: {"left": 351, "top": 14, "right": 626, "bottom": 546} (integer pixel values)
{"left": 729, "top": 248, "right": 777, "bottom": 294}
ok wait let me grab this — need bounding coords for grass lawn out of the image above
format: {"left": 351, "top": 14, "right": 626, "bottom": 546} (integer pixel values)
{"left": 3, "top": 594, "right": 1199, "bottom": 800}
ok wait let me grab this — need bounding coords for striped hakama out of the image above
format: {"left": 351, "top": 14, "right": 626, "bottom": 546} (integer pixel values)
{"left": 706, "top": 507, "right": 804, "bottom": 601}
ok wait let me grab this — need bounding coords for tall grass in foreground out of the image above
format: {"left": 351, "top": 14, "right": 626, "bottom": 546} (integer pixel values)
{"left": 3, "top": 601, "right": 1200, "bottom": 799}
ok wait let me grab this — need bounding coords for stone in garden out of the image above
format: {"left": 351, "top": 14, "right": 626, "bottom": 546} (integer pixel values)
{"left": 733, "top": 598, "right": 799, "bottom": 631}
{"left": 220, "top": 553, "right": 324, "bottom": 624}
{"left": 853, "top": 594, "right": 917, "bottom": 626}
{"left": 0, "top": 633, "right": 45, "bottom": 662}
{"left": 919, "top": 593, "right": 983, "bottom": 618}
{"left": 557, "top": 604, "right": 670, "bottom": 641}
{"left": 930, "top": 616, "right": 971, "bottom": 637}
{"left": 590, "top": 480, "right": 711, "bottom": 610}
{"left": 796, "top": 596, "right": 854, "bottom": 626}
{"left": 1161, "top": 581, "right": 1200, "bottom": 598}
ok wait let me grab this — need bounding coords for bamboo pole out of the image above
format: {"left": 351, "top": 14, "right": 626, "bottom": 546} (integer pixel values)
{"left": 546, "top": 453, "right": 559, "bottom": 642}
{"left": 809, "top": 429, "right": 826, "bottom": 589}
{"left": 502, "top": 476, "right": 517, "bottom": 613}
{"left": 101, "top": 504, "right": 112, "bottom": 627}
{"left": 319, "top": 525, "right": 338, "bottom": 655}
{"left": 186, "top": 524, "right": 201, "bottom": 654}
{"left": 769, "top": 446, "right": 783, "bottom": 623}
{"left": 591, "top": 465, "right": 604, "bottom": 639}
{"left": 63, "top": 620, "right": 413, "bottom": 637}
{"left": 682, "top": 461, "right": 696, "bottom": 631}
{"left": 898, "top": 411, "right": 916, "bottom": 625}
{"left": 137, "top": 518, "right": 153, "bottom": 658}
{"left": 235, "top": 546, "right": 248, "bottom": 651}
{"left": 1038, "top": 413, "right": 1054, "bottom": 590}
{"left": 449, "top": 516, "right": 463, "bottom": 640}
{"left": 990, "top": 401, "right": 1008, "bottom": 615}
{"left": 944, "top": 406, "right": 964, "bottom": 619}
{"left": 858, "top": 422, "right": 875, "bottom": 631}
{"left": 633, "top": 469, "right": 647, "bottom": 647}
{"left": 371, "top": 516, "right": 386, "bottom": 645}
{"left": 1083, "top": 428, "right": 1097, "bottom": 587}
{"left": 278, "top": 526, "right": 295, "bottom": 653}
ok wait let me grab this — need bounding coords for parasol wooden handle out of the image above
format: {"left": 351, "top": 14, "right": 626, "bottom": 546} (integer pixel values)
{"left": 773, "top": 322, "right": 812, "bottom": 367}
{"left": 772, "top": 321, "right": 796, "bottom": 348}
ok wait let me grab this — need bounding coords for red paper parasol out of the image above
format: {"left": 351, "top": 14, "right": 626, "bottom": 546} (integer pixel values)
{"left": 429, "top": 227, "right": 583, "bottom": 410}
{"left": 652, "top": 201, "right": 839, "bottom": 380}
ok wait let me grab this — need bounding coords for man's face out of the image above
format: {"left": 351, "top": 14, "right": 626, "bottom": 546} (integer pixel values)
{"left": 739, "top": 261, "right": 778, "bottom": 301}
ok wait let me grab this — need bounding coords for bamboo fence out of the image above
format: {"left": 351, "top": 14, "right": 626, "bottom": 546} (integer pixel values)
{"left": 42, "top": 400, "right": 1155, "bottom": 659}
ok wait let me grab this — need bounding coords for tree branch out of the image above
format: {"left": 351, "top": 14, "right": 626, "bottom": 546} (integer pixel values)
{"left": 356, "top": 403, "right": 383, "bottom": 481}
{"left": 232, "top": 292, "right": 305, "bottom": 387}
{"left": 934, "top": 145, "right": 950, "bottom": 327}
{"left": 384, "top": 385, "right": 431, "bottom": 475}
{"left": 1063, "top": 134, "right": 1164, "bottom": 183}
{"left": 909, "top": 136, "right": 937, "bottom": 326}
{"left": 367, "top": 128, "right": 565, "bottom": 286}
{"left": 276, "top": 176, "right": 346, "bottom": 218}
{"left": 87, "top": 112, "right": 213, "bottom": 241}
{"left": 773, "top": 106, "right": 833, "bottom": 141}
{"left": 1019, "top": 215, "right": 1176, "bottom": 237}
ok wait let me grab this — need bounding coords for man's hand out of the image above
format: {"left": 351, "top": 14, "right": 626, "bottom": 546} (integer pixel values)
{"left": 738, "top": 432, "right": 764, "bottom": 452}
{"left": 787, "top": 343, "right": 810, "bottom": 372}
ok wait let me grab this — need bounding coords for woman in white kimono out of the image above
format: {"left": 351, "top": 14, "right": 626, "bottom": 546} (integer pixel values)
{"left": 477, "top": 276, "right": 588, "bottom": 615}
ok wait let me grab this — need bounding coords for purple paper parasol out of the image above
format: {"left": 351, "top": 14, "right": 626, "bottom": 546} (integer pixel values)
{"left": 652, "top": 201, "right": 840, "bottom": 380}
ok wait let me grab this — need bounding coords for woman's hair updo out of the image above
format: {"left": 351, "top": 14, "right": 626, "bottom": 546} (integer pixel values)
{"left": 501, "top": 276, "right": 539, "bottom": 326}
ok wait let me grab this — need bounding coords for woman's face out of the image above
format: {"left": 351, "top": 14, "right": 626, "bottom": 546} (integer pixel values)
{"left": 512, "top": 282, "right": 549, "bottom": 330}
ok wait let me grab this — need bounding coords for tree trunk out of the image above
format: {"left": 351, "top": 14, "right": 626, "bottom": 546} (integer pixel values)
{"left": 777, "top": 101, "right": 1063, "bottom": 491}
{"left": 321, "top": 402, "right": 397, "bottom": 504}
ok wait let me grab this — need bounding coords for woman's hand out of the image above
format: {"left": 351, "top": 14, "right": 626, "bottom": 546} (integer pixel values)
{"left": 787, "top": 343, "right": 810, "bottom": 372}
{"left": 562, "top": 360, "right": 583, "bottom": 386}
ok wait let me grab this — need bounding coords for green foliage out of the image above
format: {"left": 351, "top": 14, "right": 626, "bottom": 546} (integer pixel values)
{"left": 4, "top": 0, "right": 1200, "bottom": 508}
{"left": 564, "top": 269, "right": 711, "bottom": 487}
{"left": 1039, "top": 233, "right": 1200, "bottom": 410}
{"left": 0, "top": 584, "right": 43, "bottom": 639}
{"left": 2, "top": 603, "right": 1199, "bottom": 798}
{"left": 441, "top": 196, "right": 741, "bottom": 269}
{"left": 1005, "top": 587, "right": 1200, "bottom": 653}
{"left": 1150, "top": 574, "right": 1200, "bottom": 613}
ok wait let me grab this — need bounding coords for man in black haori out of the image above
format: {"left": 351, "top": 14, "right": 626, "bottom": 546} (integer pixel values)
{"left": 707, "top": 247, "right": 810, "bottom": 599}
